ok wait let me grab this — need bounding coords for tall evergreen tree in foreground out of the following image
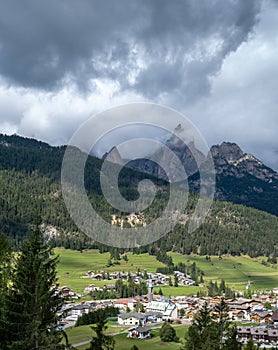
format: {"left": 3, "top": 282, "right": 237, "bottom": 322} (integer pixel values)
{"left": 86, "top": 317, "right": 115, "bottom": 350}
{"left": 159, "top": 322, "right": 178, "bottom": 342}
{"left": 223, "top": 326, "right": 241, "bottom": 350}
{"left": 3, "top": 225, "right": 65, "bottom": 349}
{"left": 182, "top": 302, "right": 220, "bottom": 350}
{"left": 245, "top": 339, "right": 258, "bottom": 350}
{"left": 215, "top": 298, "right": 230, "bottom": 349}
{"left": 181, "top": 299, "right": 241, "bottom": 350}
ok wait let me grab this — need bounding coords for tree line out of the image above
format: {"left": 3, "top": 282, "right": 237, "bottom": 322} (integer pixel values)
{"left": 75, "top": 307, "right": 119, "bottom": 327}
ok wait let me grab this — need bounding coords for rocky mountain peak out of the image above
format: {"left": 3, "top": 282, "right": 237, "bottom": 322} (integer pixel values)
{"left": 210, "top": 141, "right": 278, "bottom": 183}
{"left": 102, "top": 146, "right": 123, "bottom": 165}
{"left": 211, "top": 142, "right": 244, "bottom": 163}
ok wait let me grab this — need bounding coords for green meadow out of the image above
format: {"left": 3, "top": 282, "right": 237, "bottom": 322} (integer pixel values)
{"left": 67, "top": 323, "right": 189, "bottom": 350}
{"left": 63, "top": 321, "right": 130, "bottom": 345}
{"left": 54, "top": 248, "right": 165, "bottom": 293}
{"left": 55, "top": 248, "right": 278, "bottom": 295}
{"left": 113, "top": 325, "right": 188, "bottom": 350}
{"left": 169, "top": 252, "right": 278, "bottom": 292}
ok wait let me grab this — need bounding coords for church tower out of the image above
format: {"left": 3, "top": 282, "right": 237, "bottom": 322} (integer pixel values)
{"left": 148, "top": 274, "right": 153, "bottom": 302}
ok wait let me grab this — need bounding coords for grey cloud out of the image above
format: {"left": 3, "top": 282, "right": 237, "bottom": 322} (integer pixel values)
{"left": 0, "top": 0, "right": 261, "bottom": 100}
{"left": 185, "top": 0, "right": 278, "bottom": 172}
{"left": 0, "top": 0, "right": 140, "bottom": 88}
{"left": 1, "top": 0, "right": 277, "bottom": 174}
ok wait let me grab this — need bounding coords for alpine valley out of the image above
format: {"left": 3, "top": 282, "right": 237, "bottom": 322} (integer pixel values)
{"left": 0, "top": 133, "right": 277, "bottom": 259}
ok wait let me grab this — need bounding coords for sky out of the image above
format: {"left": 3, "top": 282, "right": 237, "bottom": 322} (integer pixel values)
{"left": 0, "top": 0, "right": 277, "bottom": 171}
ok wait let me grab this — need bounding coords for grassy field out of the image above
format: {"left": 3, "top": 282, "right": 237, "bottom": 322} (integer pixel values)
{"left": 153, "top": 285, "right": 206, "bottom": 297}
{"left": 63, "top": 321, "right": 130, "bottom": 345}
{"left": 112, "top": 325, "right": 188, "bottom": 350}
{"left": 69, "top": 323, "right": 189, "bottom": 350}
{"left": 55, "top": 248, "right": 278, "bottom": 295}
{"left": 54, "top": 248, "right": 165, "bottom": 293}
{"left": 169, "top": 252, "right": 278, "bottom": 292}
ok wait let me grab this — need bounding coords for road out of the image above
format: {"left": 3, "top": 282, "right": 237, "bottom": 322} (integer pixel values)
{"left": 72, "top": 330, "right": 127, "bottom": 348}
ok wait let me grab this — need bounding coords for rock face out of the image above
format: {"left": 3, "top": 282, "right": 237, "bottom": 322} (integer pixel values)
{"left": 103, "top": 146, "right": 123, "bottom": 165}
{"left": 102, "top": 137, "right": 278, "bottom": 216}
{"left": 123, "top": 126, "right": 207, "bottom": 183}
{"left": 211, "top": 142, "right": 244, "bottom": 164}
{"left": 202, "top": 142, "right": 278, "bottom": 215}
{"left": 126, "top": 139, "right": 206, "bottom": 182}
{"left": 211, "top": 142, "right": 278, "bottom": 183}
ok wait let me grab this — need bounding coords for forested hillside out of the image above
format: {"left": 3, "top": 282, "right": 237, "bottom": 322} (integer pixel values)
{"left": 0, "top": 133, "right": 277, "bottom": 259}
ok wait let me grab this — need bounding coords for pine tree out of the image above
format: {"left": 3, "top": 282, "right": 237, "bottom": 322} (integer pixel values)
{"left": 223, "top": 326, "right": 241, "bottom": 350}
{"left": 86, "top": 317, "right": 115, "bottom": 350}
{"left": 245, "top": 339, "right": 258, "bottom": 350}
{"left": 183, "top": 300, "right": 242, "bottom": 350}
{"left": 0, "top": 233, "right": 12, "bottom": 348}
{"left": 219, "top": 280, "right": 226, "bottom": 294}
{"left": 130, "top": 346, "right": 139, "bottom": 350}
{"left": 185, "top": 302, "right": 218, "bottom": 349}
{"left": 159, "top": 322, "right": 177, "bottom": 342}
{"left": 123, "top": 254, "right": 128, "bottom": 262}
{"left": 4, "top": 226, "right": 65, "bottom": 349}
{"left": 190, "top": 262, "right": 198, "bottom": 284}
{"left": 214, "top": 298, "right": 230, "bottom": 348}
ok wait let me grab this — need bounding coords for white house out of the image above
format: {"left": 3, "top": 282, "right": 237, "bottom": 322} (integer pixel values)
{"left": 118, "top": 312, "right": 147, "bottom": 326}
{"left": 71, "top": 303, "right": 92, "bottom": 318}
{"left": 84, "top": 284, "right": 99, "bottom": 293}
{"left": 128, "top": 326, "right": 151, "bottom": 339}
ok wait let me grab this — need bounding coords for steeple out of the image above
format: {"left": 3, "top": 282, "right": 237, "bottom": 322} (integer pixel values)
{"left": 148, "top": 274, "right": 153, "bottom": 302}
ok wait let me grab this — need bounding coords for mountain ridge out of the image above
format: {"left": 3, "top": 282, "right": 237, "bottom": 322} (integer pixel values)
{"left": 103, "top": 138, "right": 278, "bottom": 216}
{"left": 1, "top": 132, "right": 277, "bottom": 216}
{"left": 0, "top": 132, "right": 277, "bottom": 258}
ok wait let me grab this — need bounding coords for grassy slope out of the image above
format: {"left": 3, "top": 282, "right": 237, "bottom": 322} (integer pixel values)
{"left": 169, "top": 252, "right": 278, "bottom": 291}
{"left": 55, "top": 248, "right": 165, "bottom": 293}
{"left": 63, "top": 321, "right": 130, "bottom": 345}
{"left": 55, "top": 248, "right": 278, "bottom": 295}
{"left": 113, "top": 326, "right": 187, "bottom": 350}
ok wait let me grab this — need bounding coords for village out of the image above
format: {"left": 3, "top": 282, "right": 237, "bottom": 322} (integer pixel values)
{"left": 57, "top": 270, "right": 278, "bottom": 347}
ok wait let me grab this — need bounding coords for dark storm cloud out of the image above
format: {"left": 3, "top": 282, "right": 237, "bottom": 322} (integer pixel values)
{"left": 1, "top": 0, "right": 277, "bottom": 173}
{"left": 0, "top": 0, "right": 261, "bottom": 100}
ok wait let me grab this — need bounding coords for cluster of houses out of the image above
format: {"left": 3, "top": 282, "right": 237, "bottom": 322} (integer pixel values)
{"left": 237, "top": 324, "right": 278, "bottom": 345}
{"left": 57, "top": 278, "right": 278, "bottom": 345}
{"left": 226, "top": 298, "right": 276, "bottom": 323}
{"left": 84, "top": 270, "right": 148, "bottom": 285}
{"left": 237, "top": 310, "right": 278, "bottom": 344}
{"left": 83, "top": 269, "right": 195, "bottom": 289}
{"left": 52, "top": 285, "right": 81, "bottom": 299}
{"left": 173, "top": 270, "right": 196, "bottom": 286}
{"left": 85, "top": 270, "right": 131, "bottom": 281}
{"left": 60, "top": 294, "right": 278, "bottom": 343}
